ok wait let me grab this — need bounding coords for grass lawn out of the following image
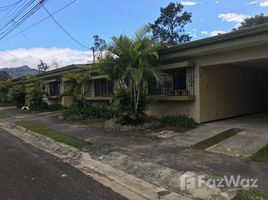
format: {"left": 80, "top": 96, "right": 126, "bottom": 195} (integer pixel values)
{"left": 251, "top": 144, "right": 268, "bottom": 163}
{"left": 16, "top": 120, "right": 90, "bottom": 149}
{"left": 193, "top": 128, "right": 243, "bottom": 150}
{"left": 233, "top": 189, "right": 268, "bottom": 200}
{"left": 0, "top": 110, "right": 8, "bottom": 118}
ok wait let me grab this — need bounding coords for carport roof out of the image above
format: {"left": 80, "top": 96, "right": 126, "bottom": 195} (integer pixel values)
{"left": 160, "top": 23, "right": 268, "bottom": 55}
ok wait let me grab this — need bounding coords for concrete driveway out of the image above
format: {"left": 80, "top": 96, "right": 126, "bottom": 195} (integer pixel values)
{"left": 205, "top": 113, "right": 268, "bottom": 157}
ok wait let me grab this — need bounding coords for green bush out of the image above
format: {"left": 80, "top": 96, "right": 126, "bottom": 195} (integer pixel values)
{"left": 62, "top": 99, "right": 115, "bottom": 121}
{"left": 104, "top": 118, "right": 162, "bottom": 133}
{"left": 0, "top": 81, "right": 11, "bottom": 103}
{"left": 26, "top": 82, "right": 47, "bottom": 111}
{"left": 112, "top": 88, "right": 153, "bottom": 124}
{"left": 47, "top": 104, "right": 62, "bottom": 111}
{"left": 161, "top": 115, "right": 197, "bottom": 129}
{"left": 8, "top": 85, "right": 26, "bottom": 108}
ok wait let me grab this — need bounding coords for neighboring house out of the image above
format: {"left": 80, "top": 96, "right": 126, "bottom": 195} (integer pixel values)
{"left": 12, "top": 64, "right": 114, "bottom": 106}
{"left": 13, "top": 24, "right": 268, "bottom": 123}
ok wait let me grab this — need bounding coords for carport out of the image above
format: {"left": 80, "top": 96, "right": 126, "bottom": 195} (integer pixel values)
{"left": 200, "top": 58, "right": 268, "bottom": 122}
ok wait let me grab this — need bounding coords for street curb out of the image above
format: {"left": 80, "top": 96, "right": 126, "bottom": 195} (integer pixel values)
{"left": 0, "top": 120, "right": 191, "bottom": 200}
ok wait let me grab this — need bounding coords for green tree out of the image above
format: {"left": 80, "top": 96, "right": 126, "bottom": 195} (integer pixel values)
{"left": 234, "top": 14, "right": 268, "bottom": 31}
{"left": 8, "top": 85, "right": 26, "bottom": 107}
{"left": 63, "top": 72, "right": 89, "bottom": 104}
{"left": 92, "top": 35, "right": 107, "bottom": 62}
{"left": 96, "top": 26, "right": 162, "bottom": 122}
{"left": 37, "top": 60, "right": 50, "bottom": 73}
{"left": 26, "top": 80, "right": 47, "bottom": 111}
{"left": 149, "top": 2, "right": 192, "bottom": 46}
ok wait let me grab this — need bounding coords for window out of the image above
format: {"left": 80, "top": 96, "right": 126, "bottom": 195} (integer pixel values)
{"left": 48, "top": 82, "right": 60, "bottom": 96}
{"left": 94, "top": 79, "right": 114, "bottom": 97}
{"left": 148, "top": 69, "right": 189, "bottom": 96}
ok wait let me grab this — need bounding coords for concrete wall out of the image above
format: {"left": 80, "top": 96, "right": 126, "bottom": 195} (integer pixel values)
{"left": 199, "top": 65, "right": 268, "bottom": 122}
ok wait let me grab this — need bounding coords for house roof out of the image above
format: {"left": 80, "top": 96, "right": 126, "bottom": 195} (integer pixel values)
{"left": 159, "top": 23, "right": 268, "bottom": 61}
{"left": 12, "top": 64, "right": 91, "bottom": 83}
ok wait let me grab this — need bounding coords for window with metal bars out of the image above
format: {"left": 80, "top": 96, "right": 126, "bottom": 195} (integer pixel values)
{"left": 48, "top": 82, "right": 60, "bottom": 96}
{"left": 148, "top": 69, "right": 189, "bottom": 96}
{"left": 94, "top": 79, "right": 114, "bottom": 97}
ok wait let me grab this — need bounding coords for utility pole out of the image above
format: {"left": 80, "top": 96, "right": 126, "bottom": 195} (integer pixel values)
{"left": 91, "top": 47, "right": 96, "bottom": 64}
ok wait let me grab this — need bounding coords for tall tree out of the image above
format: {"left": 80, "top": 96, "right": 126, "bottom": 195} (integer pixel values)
{"left": 51, "top": 60, "right": 59, "bottom": 69}
{"left": 96, "top": 26, "right": 162, "bottom": 122}
{"left": 234, "top": 14, "right": 268, "bottom": 30}
{"left": 149, "top": 2, "right": 192, "bottom": 46}
{"left": 37, "top": 60, "right": 50, "bottom": 73}
{"left": 92, "top": 35, "right": 107, "bottom": 62}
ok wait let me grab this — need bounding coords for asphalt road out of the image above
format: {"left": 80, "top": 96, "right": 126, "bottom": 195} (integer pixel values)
{"left": 0, "top": 128, "right": 128, "bottom": 200}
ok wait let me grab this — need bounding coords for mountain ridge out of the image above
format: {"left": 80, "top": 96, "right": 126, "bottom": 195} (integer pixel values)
{"left": 0, "top": 65, "right": 38, "bottom": 79}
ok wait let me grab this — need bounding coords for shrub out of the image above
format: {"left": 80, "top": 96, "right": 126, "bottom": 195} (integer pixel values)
{"left": 62, "top": 99, "right": 115, "bottom": 121}
{"left": 161, "top": 115, "right": 197, "bottom": 129}
{"left": 26, "top": 81, "right": 47, "bottom": 111}
{"left": 0, "top": 81, "right": 11, "bottom": 103}
{"left": 104, "top": 118, "right": 162, "bottom": 133}
{"left": 8, "top": 85, "right": 26, "bottom": 108}
{"left": 47, "top": 103, "right": 62, "bottom": 111}
{"left": 112, "top": 88, "right": 153, "bottom": 124}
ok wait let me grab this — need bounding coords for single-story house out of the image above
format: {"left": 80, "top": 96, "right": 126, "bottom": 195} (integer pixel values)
{"left": 13, "top": 23, "right": 268, "bottom": 123}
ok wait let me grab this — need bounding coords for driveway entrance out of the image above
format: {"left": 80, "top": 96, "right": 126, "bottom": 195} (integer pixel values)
{"left": 205, "top": 113, "right": 268, "bottom": 157}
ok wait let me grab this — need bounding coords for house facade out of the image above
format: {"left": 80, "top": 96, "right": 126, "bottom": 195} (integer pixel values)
{"left": 13, "top": 24, "right": 268, "bottom": 123}
{"left": 151, "top": 23, "right": 268, "bottom": 123}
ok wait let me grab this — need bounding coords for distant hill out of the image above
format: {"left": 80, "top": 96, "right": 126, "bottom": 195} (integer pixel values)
{"left": 0, "top": 65, "right": 38, "bottom": 79}
{"left": 0, "top": 71, "right": 11, "bottom": 81}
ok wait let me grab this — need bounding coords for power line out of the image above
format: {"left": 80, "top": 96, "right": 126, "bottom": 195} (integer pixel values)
{"left": 42, "top": 4, "right": 90, "bottom": 50}
{"left": 0, "top": 0, "right": 78, "bottom": 43}
{"left": 0, "top": 0, "right": 48, "bottom": 40}
{"left": 0, "top": 1, "right": 79, "bottom": 68}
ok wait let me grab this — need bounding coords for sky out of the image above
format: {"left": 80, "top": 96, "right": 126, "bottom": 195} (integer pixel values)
{"left": 0, "top": 0, "right": 267, "bottom": 69}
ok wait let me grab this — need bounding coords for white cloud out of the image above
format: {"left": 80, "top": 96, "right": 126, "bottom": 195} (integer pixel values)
{"left": 209, "top": 30, "right": 227, "bottom": 36}
{"left": 218, "top": 13, "right": 250, "bottom": 24}
{"left": 201, "top": 31, "right": 209, "bottom": 34}
{"left": 248, "top": 0, "right": 268, "bottom": 6}
{"left": 248, "top": 0, "right": 259, "bottom": 4}
{"left": 0, "top": 48, "right": 92, "bottom": 69}
{"left": 260, "top": 0, "right": 268, "bottom": 6}
{"left": 201, "top": 30, "right": 227, "bottom": 37}
{"left": 215, "top": 1, "right": 219, "bottom": 4}
{"left": 180, "top": 1, "right": 197, "bottom": 6}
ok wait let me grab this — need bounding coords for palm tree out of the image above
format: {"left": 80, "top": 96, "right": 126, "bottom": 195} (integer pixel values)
{"left": 95, "top": 26, "right": 162, "bottom": 122}
{"left": 62, "top": 72, "right": 89, "bottom": 104}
